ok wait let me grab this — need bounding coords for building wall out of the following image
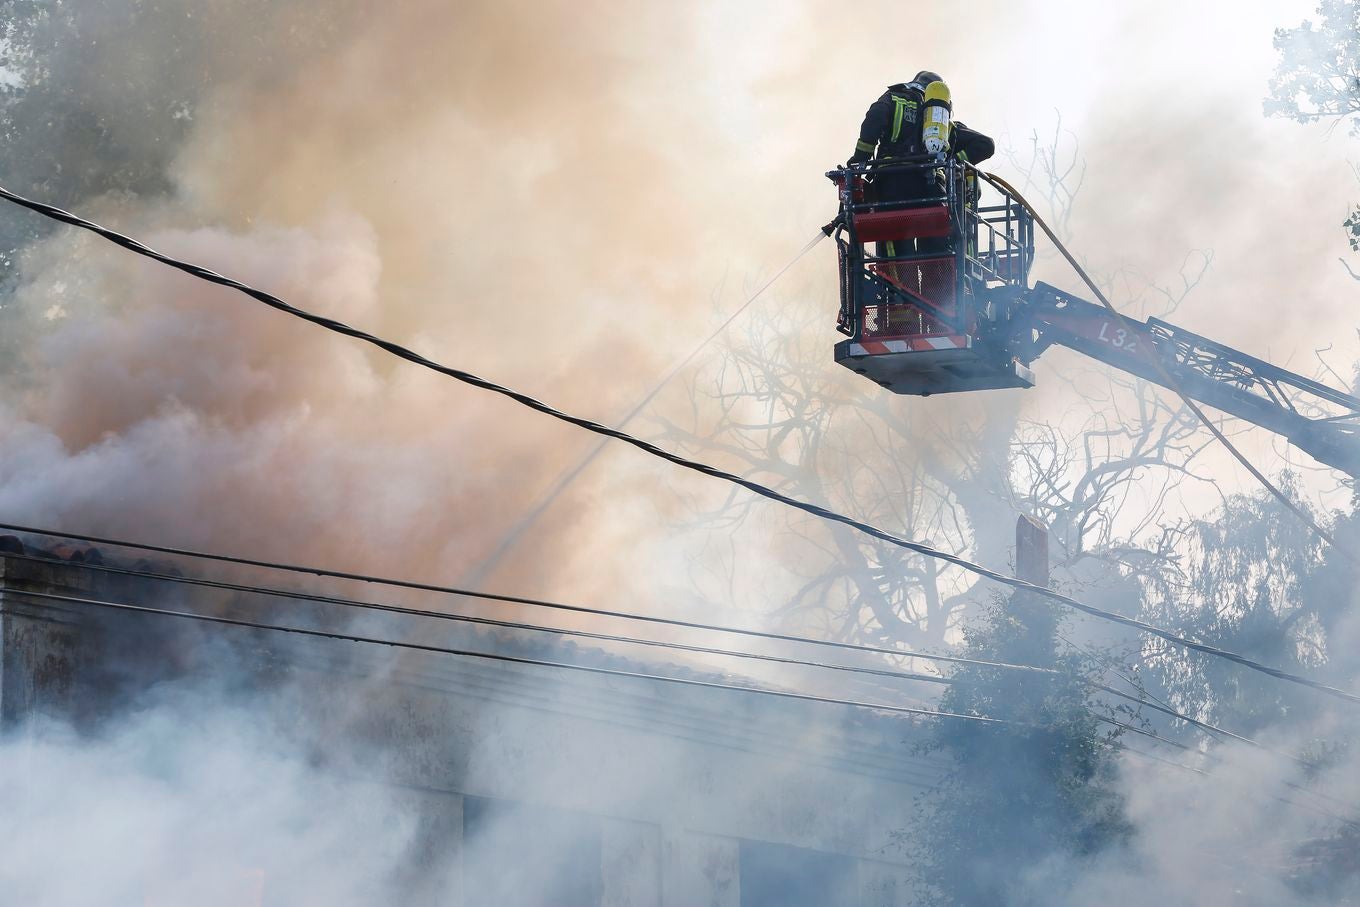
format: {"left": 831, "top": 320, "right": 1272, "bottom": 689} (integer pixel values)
{"left": 0, "top": 550, "right": 91, "bottom": 728}
{"left": 0, "top": 550, "right": 935, "bottom": 905}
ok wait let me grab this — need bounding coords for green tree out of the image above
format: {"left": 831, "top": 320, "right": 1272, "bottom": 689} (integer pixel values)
{"left": 1266, "top": 0, "right": 1360, "bottom": 134}
{"left": 907, "top": 591, "right": 1132, "bottom": 906}
{"left": 1267, "top": 1, "right": 1360, "bottom": 278}
{"left": 1138, "top": 477, "right": 1357, "bottom": 736}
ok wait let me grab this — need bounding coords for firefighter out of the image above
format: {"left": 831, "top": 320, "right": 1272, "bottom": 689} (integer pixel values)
{"left": 846, "top": 75, "right": 997, "bottom": 242}
{"left": 951, "top": 121, "right": 995, "bottom": 169}
{"left": 843, "top": 75, "right": 996, "bottom": 334}
{"left": 952, "top": 120, "right": 995, "bottom": 209}
{"left": 848, "top": 71, "right": 953, "bottom": 208}
{"left": 847, "top": 71, "right": 955, "bottom": 271}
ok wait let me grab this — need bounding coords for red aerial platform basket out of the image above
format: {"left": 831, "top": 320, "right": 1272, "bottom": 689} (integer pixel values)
{"left": 828, "top": 156, "right": 1036, "bottom": 395}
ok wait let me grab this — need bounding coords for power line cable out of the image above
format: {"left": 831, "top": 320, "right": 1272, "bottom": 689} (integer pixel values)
{"left": 7, "top": 585, "right": 998, "bottom": 725}
{"left": 0, "top": 534, "right": 1221, "bottom": 719}
{"left": 2, "top": 548, "right": 950, "bottom": 691}
{"left": 1050, "top": 625, "right": 1299, "bottom": 761}
{"left": 13, "top": 584, "right": 1344, "bottom": 821}
{"left": 0, "top": 543, "right": 1295, "bottom": 762}
{"left": 0, "top": 185, "right": 1356, "bottom": 704}
{"left": 369, "top": 649, "right": 944, "bottom": 783}
{"left": 236, "top": 620, "right": 941, "bottom": 784}
{"left": 0, "top": 519, "right": 1056, "bottom": 676}
{"left": 0, "top": 585, "right": 1222, "bottom": 762}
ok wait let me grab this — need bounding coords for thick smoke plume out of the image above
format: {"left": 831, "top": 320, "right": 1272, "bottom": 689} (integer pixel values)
{"left": 0, "top": 0, "right": 813, "bottom": 604}
{"left": 1, "top": 692, "right": 422, "bottom": 907}
{"left": 3, "top": 1, "right": 1360, "bottom": 904}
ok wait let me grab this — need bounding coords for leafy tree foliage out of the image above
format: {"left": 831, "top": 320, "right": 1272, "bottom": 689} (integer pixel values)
{"left": 0, "top": 1, "right": 352, "bottom": 369}
{"left": 1266, "top": 0, "right": 1360, "bottom": 135}
{"left": 1133, "top": 477, "right": 1360, "bottom": 740}
{"left": 0, "top": 1, "right": 208, "bottom": 370}
{"left": 907, "top": 593, "right": 1131, "bottom": 906}
{"left": 1137, "top": 477, "right": 1335, "bottom": 733}
{"left": 1267, "top": 1, "right": 1360, "bottom": 275}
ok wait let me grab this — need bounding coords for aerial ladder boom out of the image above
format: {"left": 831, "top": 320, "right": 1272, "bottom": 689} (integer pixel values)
{"left": 827, "top": 156, "right": 1360, "bottom": 478}
{"left": 1018, "top": 283, "right": 1360, "bottom": 478}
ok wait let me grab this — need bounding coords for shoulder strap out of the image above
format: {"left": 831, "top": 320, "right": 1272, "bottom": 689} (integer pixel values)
{"left": 888, "top": 88, "right": 922, "bottom": 144}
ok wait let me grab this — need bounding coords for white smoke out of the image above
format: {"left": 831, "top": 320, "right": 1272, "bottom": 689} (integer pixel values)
{"left": 1, "top": 1, "right": 1359, "bottom": 903}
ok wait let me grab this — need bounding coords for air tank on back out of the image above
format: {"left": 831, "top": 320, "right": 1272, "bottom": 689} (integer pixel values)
{"left": 921, "top": 80, "right": 953, "bottom": 153}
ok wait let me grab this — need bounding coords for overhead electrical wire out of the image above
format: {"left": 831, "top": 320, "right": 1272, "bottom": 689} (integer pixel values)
{"left": 10, "top": 584, "right": 1347, "bottom": 822}
{"left": 1, "top": 548, "right": 947, "bottom": 693}
{"left": 6, "top": 585, "right": 997, "bottom": 725}
{"left": 0, "top": 584, "right": 1224, "bottom": 762}
{"left": 394, "top": 658, "right": 942, "bottom": 785}
{"left": 0, "top": 519, "right": 1067, "bottom": 676}
{"left": 1, "top": 186, "right": 1355, "bottom": 705}
{"left": 0, "top": 540, "right": 1299, "bottom": 762}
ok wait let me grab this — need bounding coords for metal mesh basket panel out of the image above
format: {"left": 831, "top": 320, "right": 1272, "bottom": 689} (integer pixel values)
{"left": 858, "top": 257, "right": 958, "bottom": 338}
{"left": 861, "top": 302, "right": 926, "bottom": 339}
